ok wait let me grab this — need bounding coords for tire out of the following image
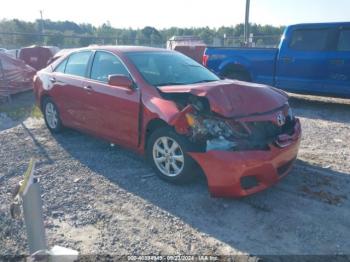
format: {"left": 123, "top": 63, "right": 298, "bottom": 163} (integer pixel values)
{"left": 42, "top": 97, "right": 63, "bottom": 133}
{"left": 146, "top": 127, "right": 200, "bottom": 184}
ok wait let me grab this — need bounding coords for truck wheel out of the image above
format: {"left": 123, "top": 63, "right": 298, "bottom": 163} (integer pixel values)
{"left": 223, "top": 68, "right": 251, "bottom": 82}
{"left": 146, "top": 127, "right": 199, "bottom": 184}
{"left": 42, "top": 97, "right": 63, "bottom": 133}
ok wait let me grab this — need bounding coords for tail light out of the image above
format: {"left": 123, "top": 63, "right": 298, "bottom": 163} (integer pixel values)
{"left": 202, "top": 54, "right": 209, "bottom": 67}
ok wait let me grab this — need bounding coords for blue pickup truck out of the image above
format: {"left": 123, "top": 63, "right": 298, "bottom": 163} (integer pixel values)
{"left": 203, "top": 22, "right": 350, "bottom": 97}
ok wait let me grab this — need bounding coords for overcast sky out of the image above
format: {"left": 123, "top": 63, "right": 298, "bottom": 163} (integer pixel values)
{"left": 1, "top": 0, "right": 349, "bottom": 28}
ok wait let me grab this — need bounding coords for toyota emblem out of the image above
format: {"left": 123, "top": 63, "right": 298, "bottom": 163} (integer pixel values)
{"left": 276, "top": 112, "right": 286, "bottom": 126}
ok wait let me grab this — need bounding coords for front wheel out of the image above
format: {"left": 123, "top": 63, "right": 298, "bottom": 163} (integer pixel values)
{"left": 147, "top": 127, "right": 200, "bottom": 184}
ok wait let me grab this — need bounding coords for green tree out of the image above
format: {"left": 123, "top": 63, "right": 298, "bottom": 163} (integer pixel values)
{"left": 0, "top": 18, "right": 285, "bottom": 49}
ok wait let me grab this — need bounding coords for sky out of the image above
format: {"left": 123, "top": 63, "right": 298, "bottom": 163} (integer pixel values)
{"left": 0, "top": 0, "right": 349, "bottom": 28}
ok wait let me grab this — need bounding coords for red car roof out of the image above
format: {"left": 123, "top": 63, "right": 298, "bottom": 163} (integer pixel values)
{"left": 81, "top": 45, "right": 170, "bottom": 54}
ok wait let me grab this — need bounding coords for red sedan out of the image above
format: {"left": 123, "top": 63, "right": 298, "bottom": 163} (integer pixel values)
{"left": 34, "top": 46, "right": 301, "bottom": 197}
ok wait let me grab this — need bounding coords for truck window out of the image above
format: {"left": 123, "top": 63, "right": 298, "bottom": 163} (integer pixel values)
{"left": 337, "top": 29, "right": 350, "bottom": 51}
{"left": 289, "top": 29, "right": 329, "bottom": 51}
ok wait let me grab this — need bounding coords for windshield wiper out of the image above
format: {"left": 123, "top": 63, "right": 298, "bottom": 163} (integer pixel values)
{"left": 190, "top": 80, "right": 218, "bottom": 84}
{"left": 157, "top": 80, "right": 218, "bottom": 87}
{"left": 157, "top": 82, "right": 186, "bottom": 87}
{"left": 186, "top": 64, "right": 202, "bottom": 67}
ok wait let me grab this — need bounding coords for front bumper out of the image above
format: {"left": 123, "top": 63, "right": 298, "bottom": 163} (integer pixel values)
{"left": 189, "top": 119, "right": 302, "bottom": 197}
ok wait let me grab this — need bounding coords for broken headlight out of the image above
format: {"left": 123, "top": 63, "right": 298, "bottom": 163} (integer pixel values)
{"left": 202, "top": 118, "right": 234, "bottom": 138}
{"left": 185, "top": 113, "right": 238, "bottom": 151}
{"left": 186, "top": 113, "right": 234, "bottom": 139}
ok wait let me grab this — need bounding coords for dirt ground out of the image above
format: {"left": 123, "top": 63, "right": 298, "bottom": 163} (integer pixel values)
{"left": 0, "top": 91, "right": 350, "bottom": 259}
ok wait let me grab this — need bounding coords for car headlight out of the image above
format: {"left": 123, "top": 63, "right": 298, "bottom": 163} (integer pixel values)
{"left": 203, "top": 118, "right": 233, "bottom": 138}
{"left": 185, "top": 113, "right": 233, "bottom": 138}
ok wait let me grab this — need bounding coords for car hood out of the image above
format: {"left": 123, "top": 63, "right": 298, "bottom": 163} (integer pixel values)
{"left": 159, "top": 79, "right": 288, "bottom": 118}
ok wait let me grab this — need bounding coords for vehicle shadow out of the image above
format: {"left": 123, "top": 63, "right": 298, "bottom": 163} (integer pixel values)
{"left": 288, "top": 94, "right": 350, "bottom": 124}
{"left": 52, "top": 129, "right": 350, "bottom": 255}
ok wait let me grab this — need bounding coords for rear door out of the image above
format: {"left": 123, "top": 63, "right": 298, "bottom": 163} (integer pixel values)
{"left": 275, "top": 27, "right": 331, "bottom": 94}
{"left": 49, "top": 51, "right": 93, "bottom": 129}
{"left": 83, "top": 51, "right": 140, "bottom": 147}
{"left": 326, "top": 27, "right": 350, "bottom": 96}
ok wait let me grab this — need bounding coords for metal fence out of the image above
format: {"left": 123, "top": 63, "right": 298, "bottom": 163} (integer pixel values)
{"left": 0, "top": 32, "right": 166, "bottom": 49}
{"left": 0, "top": 32, "right": 282, "bottom": 50}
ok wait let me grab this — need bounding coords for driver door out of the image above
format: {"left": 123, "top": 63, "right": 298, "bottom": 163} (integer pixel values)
{"left": 83, "top": 51, "right": 140, "bottom": 148}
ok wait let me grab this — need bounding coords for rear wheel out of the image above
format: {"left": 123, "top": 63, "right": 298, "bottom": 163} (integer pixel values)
{"left": 223, "top": 66, "right": 251, "bottom": 82}
{"left": 147, "top": 127, "right": 200, "bottom": 183}
{"left": 42, "top": 97, "right": 63, "bottom": 133}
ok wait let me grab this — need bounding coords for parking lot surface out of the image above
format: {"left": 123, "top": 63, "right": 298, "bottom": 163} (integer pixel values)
{"left": 0, "top": 92, "right": 350, "bottom": 257}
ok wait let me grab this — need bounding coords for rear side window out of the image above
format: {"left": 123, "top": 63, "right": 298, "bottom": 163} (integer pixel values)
{"left": 290, "top": 29, "right": 329, "bottom": 51}
{"left": 90, "top": 51, "right": 129, "bottom": 83}
{"left": 54, "top": 58, "right": 67, "bottom": 73}
{"left": 338, "top": 29, "right": 350, "bottom": 51}
{"left": 65, "top": 51, "right": 91, "bottom": 77}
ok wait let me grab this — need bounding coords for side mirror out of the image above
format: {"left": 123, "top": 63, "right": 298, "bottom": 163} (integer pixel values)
{"left": 108, "top": 74, "right": 134, "bottom": 89}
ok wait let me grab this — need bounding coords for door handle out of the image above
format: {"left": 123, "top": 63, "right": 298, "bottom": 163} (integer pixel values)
{"left": 280, "top": 56, "right": 293, "bottom": 63}
{"left": 83, "top": 85, "right": 93, "bottom": 91}
{"left": 330, "top": 59, "right": 344, "bottom": 66}
{"left": 49, "top": 77, "right": 65, "bottom": 84}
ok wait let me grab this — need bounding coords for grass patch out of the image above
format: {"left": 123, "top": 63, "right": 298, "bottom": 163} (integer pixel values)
{"left": 30, "top": 106, "right": 43, "bottom": 119}
{"left": 0, "top": 105, "right": 42, "bottom": 120}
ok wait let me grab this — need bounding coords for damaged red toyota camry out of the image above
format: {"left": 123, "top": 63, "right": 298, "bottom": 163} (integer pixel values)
{"left": 34, "top": 46, "right": 301, "bottom": 197}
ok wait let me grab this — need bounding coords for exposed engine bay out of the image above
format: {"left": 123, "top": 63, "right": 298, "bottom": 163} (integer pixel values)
{"left": 162, "top": 92, "right": 296, "bottom": 152}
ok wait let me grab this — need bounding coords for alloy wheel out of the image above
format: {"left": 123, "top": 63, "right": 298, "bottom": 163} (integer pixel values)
{"left": 152, "top": 136, "right": 185, "bottom": 177}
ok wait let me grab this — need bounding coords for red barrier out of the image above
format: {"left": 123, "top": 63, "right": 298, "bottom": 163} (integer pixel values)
{"left": 174, "top": 45, "right": 206, "bottom": 64}
{"left": 0, "top": 52, "right": 36, "bottom": 96}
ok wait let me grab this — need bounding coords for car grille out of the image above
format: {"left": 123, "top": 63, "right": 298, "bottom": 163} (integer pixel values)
{"left": 237, "top": 117, "right": 296, "bottom": 150}
{"left": 250, "top": 116, "right": 294, "bottom": 137}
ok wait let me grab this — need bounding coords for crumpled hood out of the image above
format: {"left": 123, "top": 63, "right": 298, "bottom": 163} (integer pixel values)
{"left": 159, "top": 79, "right": 288, "bottom": 118}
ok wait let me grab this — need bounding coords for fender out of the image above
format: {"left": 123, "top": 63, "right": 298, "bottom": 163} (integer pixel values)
{"left": 138, "top": 92, "right": 192, "bottom": 153}
{"left": 218, "top": 56, "right": 253, "bottom": 78}
{"left": 168, "top": 105, "right": 194, "bottom": 134}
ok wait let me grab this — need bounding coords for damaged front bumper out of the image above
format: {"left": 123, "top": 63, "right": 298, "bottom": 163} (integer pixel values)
{"left": 189, "top": 119, "right": 302, "bottom": 198}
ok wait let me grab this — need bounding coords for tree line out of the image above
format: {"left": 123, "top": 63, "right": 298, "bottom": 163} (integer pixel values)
{"left": 0, "top": 19, "right": 285, "bottom": 49}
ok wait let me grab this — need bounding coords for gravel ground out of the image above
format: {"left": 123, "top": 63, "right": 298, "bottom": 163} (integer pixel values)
{"left": 0, "top": 92, "right": 350, "bottom": 259}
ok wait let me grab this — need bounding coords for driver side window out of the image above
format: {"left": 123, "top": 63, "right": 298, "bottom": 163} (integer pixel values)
{"left": 90, "top": 51, "right": 129, "bottom": 83}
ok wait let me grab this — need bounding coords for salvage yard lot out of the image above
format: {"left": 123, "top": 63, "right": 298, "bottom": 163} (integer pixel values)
{"left": 0, "top": 91, "right": 350, "bottom": 257}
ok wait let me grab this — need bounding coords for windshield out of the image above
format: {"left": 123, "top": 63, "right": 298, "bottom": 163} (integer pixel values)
{"left": 126, "top": 51, "right": 220, "bottom": 87}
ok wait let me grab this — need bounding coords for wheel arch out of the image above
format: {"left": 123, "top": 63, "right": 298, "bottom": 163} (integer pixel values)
{"left": 40, "top": 93, "right": 53, "bottom": 111}
{"left": 144, "top": 118, "right": 170, "bottom": 150}
{"left": 221, "top": 63, "right": 252, "bottom": 81}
